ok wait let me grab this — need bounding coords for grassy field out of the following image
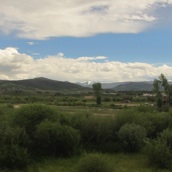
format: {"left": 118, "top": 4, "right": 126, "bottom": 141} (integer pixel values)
{"left": 8, "top": 153, "right": 169, "bottom": 172}
{"left": 0, "top": 103, "right": 172, "bottom": 172}
{"left": 1, "top": 153, "right": 171, "bottom": 172}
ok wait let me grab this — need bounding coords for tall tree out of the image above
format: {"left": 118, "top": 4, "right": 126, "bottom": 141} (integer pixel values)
{"left": 153, "top": 74, "right": 170, "bottom": 111}
{"left": 153, "top": 79, "right": 162, "bottom": 111}
{"left": 158, "top": 74, "right": 170, "bottom": 95}
{"left": 92, "top": 83, "right": 102, "bottom": 105}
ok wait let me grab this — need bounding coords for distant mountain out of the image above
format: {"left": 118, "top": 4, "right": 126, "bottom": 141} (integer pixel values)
{"left": 112, "top": 82, "right": 153, "bottom": 91}
{"left": 0, "top": 78, "right": 157, "bottom": 92}
{"left": 101, "top": 83, "right": 123, "bottom": 89}
{"left": 76, "top": 81, "right": 154, "bottom": 90}
{"left": 76, "top": 81, "right": 95, "bottom": 88}
{"left": 0, "top": 77, "right": 85, "bottom": 91}
{"left": 76, "top": 81, "right": 122, "bottom": 89}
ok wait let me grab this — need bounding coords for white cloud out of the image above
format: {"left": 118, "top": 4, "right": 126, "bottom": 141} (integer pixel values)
{"left": 0, "top": 47, "right": 172, "bottom": 82}
{"left": 0, "top": 0, "right": 171, "bottom": 39}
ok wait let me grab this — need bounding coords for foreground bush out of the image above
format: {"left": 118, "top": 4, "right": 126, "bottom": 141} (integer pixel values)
{"left": 77, "top": 153, "right": 112, "bottom": 172}
{"left": 160, "top": 128, "right": 172, "bottom": 150}
{"left": 72, "top": 114, "right": 115, "bottom": 152}
{"left": 13, "top": 104, "right": 57, "bottom": 136}
{"left": 0, "top": 127, "right": 29, "bottom": 169}
{"left": 145, "top": 128, "right": 172, "bottom": 169}
{"left": 146, "top": 139, "right": 172, "bottom": 169}
{"left": 35, "top": 120, "right": 80, "bottom": 156}
{"left": 113, "top": 109, "right": 172, "bottom": 139}
{"left": 13, "top": 104, "right": 58, "bottom": 154}
{"left": 118, "top": 123, "right": 146, "bottom": 152}
{"left": 145, "top": 112, "right": 172, "bottom": 138}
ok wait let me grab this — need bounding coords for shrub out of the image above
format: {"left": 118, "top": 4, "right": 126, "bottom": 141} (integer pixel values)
{"left": 0, "top": 127, "right": 29, "bottom": 169}
{"left": 145, "top": 128, "right": 172, "bottom": 169}
{"left": 13, "top": 104, "right": 57, "bottom": 137}
{"left": 77, "top": 153, "right": 112, "bottom": 172}
{"left": 136, "top": 105, "right": 154, "bottom": 113}
{"left": 57, "top": 125, "right": 80, "bottom": 156}
{"left": 75, "top": 115, "right": 115, "bottom": 152}
{"left": 0, "top": 144, "right": 29, "bottom": 169}
{"left": 113, "top": 110, "right": 139, "bottom": 133}
{"left": 34, "top": 120, "right": 80, "bottom": 157}
{"left": 145, "top": 112, "right": 172, "bottom": 138}
{"left": 118, "top": 123, "right": 146, "bottom": 152}
{"left": 113, "top": 110, "right": 172, "bottom": 139}
{"left": 145, "top": 139, "right": 172, "bottom": 169}
{"left": 160, "top": 128, "right": 172, "bottom": 150}
{"left": 2, "top": 127, "right": 29, "bottom": 146}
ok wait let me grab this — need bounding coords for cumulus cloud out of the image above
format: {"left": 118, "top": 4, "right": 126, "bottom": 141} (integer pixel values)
{"left": 0, "top": 47, "right": 172, "bottom": 82}
{"left": 0, "top": 0, "right": 171, "bottom": 39}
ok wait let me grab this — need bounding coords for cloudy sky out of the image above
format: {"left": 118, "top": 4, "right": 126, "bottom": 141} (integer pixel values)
{"left": 0, "top": 0, "right": 172, "bottom": 82}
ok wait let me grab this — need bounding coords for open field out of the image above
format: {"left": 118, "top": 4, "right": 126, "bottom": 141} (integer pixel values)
{"left": 0, "top": 101, "right": 172, "bottom": 172}
{"left": 3, "top": 153, "right": 170, "bottom": 172}
{"left": 23, "top": 153, "right": 171, "bottom": 172}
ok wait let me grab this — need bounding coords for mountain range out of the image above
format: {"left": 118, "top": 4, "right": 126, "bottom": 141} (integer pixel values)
{"left": 0, "top": 77, "right": 155, "bottom": 91}
{"left": 0, "top": 77, "right": 85, "bottom": 91}
{"left": 77, "top": 81, "right": 154, "bottom": 91}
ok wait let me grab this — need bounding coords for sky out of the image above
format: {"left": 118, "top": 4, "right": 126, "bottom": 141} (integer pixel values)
{"left": 0, "top": 0, "right": 172, "bottom": 83}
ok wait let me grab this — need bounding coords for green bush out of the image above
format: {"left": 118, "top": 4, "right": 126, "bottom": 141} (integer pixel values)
{"left": 0, "top": 127, "right": 29, "bottom": 169}
{"left": 0, "top": 127, "right": 29, "bottom": 150}
{"left": 113, "top": 110, "right": 139, "bottom": 133}
{"left": 77, "top": 153, "right": 112, "bottom": 172}
{"left": 145, "top": 139, "right": 172, "bottom": 169}
{"left": 118, "top": 123, "right": 146, "bottom": 152}
{"left": 113, "top": 110, "right": 172, "bottom": 139}
{"left": 34, "top": 120, "right": 61, "bottom": 156}
{"left": 34, "top": 120, "right": 80, "bottom": 156}
{"left": 0, "top": 144, "right": 29, "bottom": 169}
{"left": 74, "top": 115, "right": 115, "bottom": 152}
{"left": 160, "top": 128, "right": 172, "bottom": 150}
{"left": 57, "top": 125, "right": 80, "bottom": 156}
{"left": 136, "top": 105, "right": 154, "bottom": 113}
{"left": 145, "top": 112, "right": 172, "bottom": 138}
{"left": 13, "top": 104, "right": 57, "bottom": 137}
{"left": 145, "top": 128, "right": 172, "bottom": 169}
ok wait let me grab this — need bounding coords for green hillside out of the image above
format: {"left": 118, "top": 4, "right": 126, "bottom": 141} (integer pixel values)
{"left": 0, "top": 77, "right": 85, "bottom": 91}
{"left": 113, "top": 82, "right": 153, "bottom": 91}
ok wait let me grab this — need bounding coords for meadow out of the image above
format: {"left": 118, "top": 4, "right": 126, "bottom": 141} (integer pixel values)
{"left": 0, "top": 92, "right": 172, "bottom": 172}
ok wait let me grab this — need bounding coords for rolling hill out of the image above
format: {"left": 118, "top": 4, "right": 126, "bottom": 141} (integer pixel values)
{"left": 77, "top": 81, "right": 154, "bottom": 91}
{"left": 0, "top": 77, "right": 85, "bottom": 91}
{"left": 0, "top": 78, "right": 159, "bottom": 92}
{"left": 112, "top": 82, "right": 153, "bottom": 91}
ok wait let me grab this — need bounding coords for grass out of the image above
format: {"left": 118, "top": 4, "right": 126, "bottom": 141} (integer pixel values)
{"left": 0, "top": 104, "right": 171, "bottom": 172}
{"left": 25, "top": 157, "right": 78, "bottom": 172}
{"left": 0, "top": 104, "right": 17, "bottom": 127}
{"left": 8, "top": 153, "right": 170, "bottom": 172}
{"left": 50, "top": 105, "right": 119, "bottom": 116}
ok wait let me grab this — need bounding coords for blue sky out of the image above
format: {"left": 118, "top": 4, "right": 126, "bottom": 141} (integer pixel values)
{"left": 0, "top": 0, "right": 172, "bottom": 82}
{"left": 1, "top": 30, "right": 172, "bottom": 64}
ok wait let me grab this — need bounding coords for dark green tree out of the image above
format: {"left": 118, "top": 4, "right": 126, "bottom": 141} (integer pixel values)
{"left": 169, "top": 85, "right": 172, "bottom": 105}
{"left": 92, "top": 83, "right": 102, "bottom": 105}
{"left": 153, "top": 79, "right": 162, "bottom": 111}
{"left": 153, "top": 74, "right": 171, "bottom": 111}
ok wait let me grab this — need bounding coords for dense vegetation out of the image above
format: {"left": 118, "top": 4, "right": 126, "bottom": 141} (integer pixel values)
{"left": 0, "top": 103, "right": 172, "bottom": 171}
{"left": 0, "top": 74, "right": 172, "bottom": 171}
